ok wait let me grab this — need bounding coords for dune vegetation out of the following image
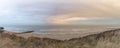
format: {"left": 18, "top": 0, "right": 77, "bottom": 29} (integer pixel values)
{"left": 0, "top": 29, "right": 120, "bottom": 48}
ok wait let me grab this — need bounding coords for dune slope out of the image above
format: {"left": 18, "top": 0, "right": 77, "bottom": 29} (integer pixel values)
{"left": 0, "top": 29, "right": 120, "bottom": 48}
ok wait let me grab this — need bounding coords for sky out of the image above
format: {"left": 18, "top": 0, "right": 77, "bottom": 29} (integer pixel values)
{"left": 0, "top": 0, "right": 120, "bottom": 25}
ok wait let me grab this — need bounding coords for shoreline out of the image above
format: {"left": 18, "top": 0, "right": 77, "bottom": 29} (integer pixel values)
{"left": 2, "top": 27, "right": 118, "bottom": 40}
{"left": 1, "top": 29, "right": 120, "bottom": 48}
{"left": 3, "top": 30, "right": 106, "bottom": 40}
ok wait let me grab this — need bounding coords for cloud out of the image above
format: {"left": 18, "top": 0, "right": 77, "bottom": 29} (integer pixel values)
{"left": 49, "top": 0, "right": 120, "bottom": 24}
{"left": 0, "top": 0, "right": 56, "bottom": 25}
{"left": 0, "top": 0, "right": 120, "bottom": 25}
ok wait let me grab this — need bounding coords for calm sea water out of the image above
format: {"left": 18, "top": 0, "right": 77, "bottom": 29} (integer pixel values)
{"left": 3, "top": 25, "right": 120, "bottom": 33}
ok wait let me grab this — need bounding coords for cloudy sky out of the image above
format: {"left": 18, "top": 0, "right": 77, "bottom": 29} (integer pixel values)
{"left": 0, "top": 0, "right": 120, "bottom": 25}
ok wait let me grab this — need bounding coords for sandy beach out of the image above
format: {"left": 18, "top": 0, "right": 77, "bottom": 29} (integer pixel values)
{"left": 1, "top": 25, "right": 120, "bottom": 40}
{"left": 4, "top": 28, "right": 113, "bottom": 40}
{"left": 1, "top": 28, "right": 120, "bottom": 48}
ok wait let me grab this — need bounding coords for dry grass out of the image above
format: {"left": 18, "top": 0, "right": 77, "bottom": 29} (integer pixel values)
{"left": 1, "top": 29, "right": 120, "bottom": 48}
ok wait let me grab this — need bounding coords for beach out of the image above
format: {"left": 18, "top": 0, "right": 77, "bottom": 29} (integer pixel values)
{"left": 1, "top": 28, "right": 120, "bottom": 48}
{"left": 4, "top": 28, "right": 116, "bottom": 40}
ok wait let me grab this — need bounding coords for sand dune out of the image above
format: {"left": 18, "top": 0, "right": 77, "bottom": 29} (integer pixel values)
{"left": 4, "top": 30, "right": 105, "bottom": 40}
{"left": 1, "top": 29, "right": 120, "bottom": 48}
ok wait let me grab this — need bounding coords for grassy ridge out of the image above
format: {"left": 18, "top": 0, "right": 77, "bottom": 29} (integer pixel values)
{"left": 0, "top": 29, "right": 120, "bottom": 48}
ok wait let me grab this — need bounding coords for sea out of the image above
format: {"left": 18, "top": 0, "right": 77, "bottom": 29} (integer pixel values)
{"left": 2, "top": 25, "right": 120, "bottom": 33}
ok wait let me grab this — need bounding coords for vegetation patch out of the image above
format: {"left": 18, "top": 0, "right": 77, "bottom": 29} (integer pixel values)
{"left": 0, "top": 29, "right": 120, "bottom": 48}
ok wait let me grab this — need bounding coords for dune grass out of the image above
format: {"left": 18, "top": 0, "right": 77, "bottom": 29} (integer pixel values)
{"left": 0, "top": 29, "right": 120, "bottom": 48}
